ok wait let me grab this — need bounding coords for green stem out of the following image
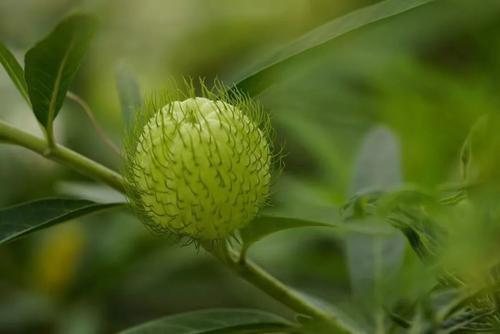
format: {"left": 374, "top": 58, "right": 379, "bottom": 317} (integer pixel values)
{"left": 207, "top": 245, "right": 348, "bottom": 332}
{"left": 45, "top": 121, "right": 56, "bottom": 149}
{"left": 67, "top": 91, "right": 121, "bottom": 156}
{"left": 0, "top": 120, "right": 124, "bottom": 193}
{"left": 0, "top": 119, "right": 348, "bottom": 332}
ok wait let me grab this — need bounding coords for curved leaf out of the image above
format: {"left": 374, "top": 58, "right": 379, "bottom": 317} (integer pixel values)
{"left": 233, "top": 0, "right": 435, "bottom": 95}
{"left": 0, "top": 41, "right": 29, "bottom": 103}
{"left": 240, "top": 214, "right": 392, "bottom": 256}
{"left": 240, "top": 215, "right": 334, "bottom": 254}
{"left": 0, "top": 198, "right": 124, "bottom": 244}
{"left": 120, "top": 308, "right": 293, "bottom": 334}
{"left": 24, "top": 14, "right": 97, "bottom": 128}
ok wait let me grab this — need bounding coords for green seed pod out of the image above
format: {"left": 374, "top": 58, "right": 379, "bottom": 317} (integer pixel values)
{"left": 124, "top": 80, "right": 275, "bottom": 241}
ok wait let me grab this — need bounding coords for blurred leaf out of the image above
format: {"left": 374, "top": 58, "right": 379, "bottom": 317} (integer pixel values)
{"left": 115, "top": 62, "right": 142, "bottom": 128}
{"left": 408, "top": 308, "right": 427, "bottom": 334}
{"left": 340, "top": 185, "right": 445, "bottom": 261}
{"left": 24, "top": 14, "right": 96, "bottom": 128}
{"left": 350, "top": 127, "right": 402, "bottom": 194}
{"left": 441, "top": 289, "right": 500, "bottom": 333}
{"left": 460, "top": 135, "right": 472, "bottom": 182}
{"left": 234, "top": 0, "right": 435, "bottom": 95}
{"left": 386, "top": 206, "right": 442, "bottom": 261}
{"left": 402, "top": 287, "right": 500, "bottom": 333}
{"left": 462, "top": 113, "right": 500, "bottom": 184}
{"left": 298, "top": 293, "right": 370, "bottom": 334}
{"left": 345, "top": 126, "right": 405, "bottom": 301}
{"left": 119, "top": 308, "right": 293, "bottom": 334}
{"left": 0, "top": 198, "right": 123, "bottom": 244}
{"left": 341, "top": 186, "right": 437, "bottom": 220}
{"left": 0, "top": 41, "right": 29, "bottom": 103}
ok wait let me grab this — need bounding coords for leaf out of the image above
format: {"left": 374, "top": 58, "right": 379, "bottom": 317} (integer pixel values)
{"left": 345, "top": 126, "right": 405, "bottom": 299}
{"left": 240, "top": 215, "right": 335, "bottom": 255}
{"left": 298, "top": 293, "right": 370, "bottom": 334}
{"left": 56, "top": 181, "right": 127, "bottom": 203}
{"left": 233, "top": 0, "right": 435, "bottom": 95}
{"left": 341, "top": 186, "right": 437, "bottom": 220}
{"left": 24, "top": 14, "right": 97, "bottom": 128}
{"left": 350, "top": 127, "right": 402, "bottom": 194}
{"left": 0, "top": 198, "right": 123, "bottom": 244}
{"left": 115, "top": 62, "right": 142, "bottom": 128}
{"left": 386, "top": 206, "right": 442, "bottom": 261}
{"left": 119, "top": 308, "right": 293, "bottom": 334}
{"left": 0, "top": 41, "right": 29, "bottom": 103}
{"left": 459, "top": 114, "right": 500, "bottom": 184}
{"left": 240, "top": 214, "right": 392, "bottom": 257}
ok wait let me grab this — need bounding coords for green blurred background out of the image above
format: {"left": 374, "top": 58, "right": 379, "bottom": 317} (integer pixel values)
{"left": 1, "top": 0, "right": 500, "bottom": 333}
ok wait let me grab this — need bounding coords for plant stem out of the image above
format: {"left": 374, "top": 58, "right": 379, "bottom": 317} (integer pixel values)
{"left": 0, "top": 119, "right": 348, "bottom": 332}
{"left": 0, "top": 120, "right": 124, "bottom": 193}
{"left": 45, "top": 122, "right": 56, "bottom": 149}
{"left": 67, "top": 91, "right": 121, "bottom": 156}
{"left": 207, "top": 245, "right": 349, "bottom": 333}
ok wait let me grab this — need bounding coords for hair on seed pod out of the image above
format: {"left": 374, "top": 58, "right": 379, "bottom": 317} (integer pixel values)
{"left": 123, "top": 78, "right": 282, "bottom": 243}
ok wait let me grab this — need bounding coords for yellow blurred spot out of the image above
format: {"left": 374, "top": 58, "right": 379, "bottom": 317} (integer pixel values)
{"left": 32, "top": 223, "right": 85, "bottom": 296}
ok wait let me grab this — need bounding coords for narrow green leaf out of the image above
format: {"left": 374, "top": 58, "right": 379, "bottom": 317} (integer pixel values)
{"left": 115, "top": 62, "right": 142, "bottom": 128}
{"left": 0, "top": 198, "right": 123, "bottom": 244}
{"left": 240, "top": 215, "right": 334, "bottom": 253}
{"left": 0, "top": 41, "right": 29, "bottom": 103}
{"left": 120, "top": 308, "right": 293, "bottom": 334}
{"left": 240, "top": 214, "right": 391, "bottom": 256}
{"left": 24, "top": 14, "right": 97, "bottom": 128}
{"left": 233, "top": 0, "right": 435, "bottom": 95}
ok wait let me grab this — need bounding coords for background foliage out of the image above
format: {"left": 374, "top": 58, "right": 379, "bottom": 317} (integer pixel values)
{"left": 1, "top": 0, "right": 500, "bottom": 333}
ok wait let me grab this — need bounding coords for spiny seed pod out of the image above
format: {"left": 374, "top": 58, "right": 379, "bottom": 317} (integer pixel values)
{"left": 124, "top": 80, "right": 276, "bottom": 241}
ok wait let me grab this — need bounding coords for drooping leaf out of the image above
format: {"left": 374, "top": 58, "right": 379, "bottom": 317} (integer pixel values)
{"left": 119, "top": 308, "right": 293, "bottom": 334}
{"left": 24, "top": 14, "right": 97, "bottom": 128}
{"left": 0, "top": 198, "right": 123, "bottom": 244}
{"left": 0, "top": 41, "right": 29, "bottom": 103}
{"left": 115, "top": 62, "right": 142, "bottom": 128}
{"left": 233, "top": 0, "right": 435, "bottom": 95}
{"left": 345, "top": 126, "right": 405, "bottom": 300}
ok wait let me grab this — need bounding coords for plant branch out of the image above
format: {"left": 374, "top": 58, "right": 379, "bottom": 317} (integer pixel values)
{"left": 0, "top": 119, "right": 348, "bottom": 332}
{"left": 67, "top": 91, "right": 121, "bottom": 156}
{"left": 206, "top": 244, "right": 349, "bottom": 333}
{"left": 0, "top": 119, "right": 124, "bottom": 193}
{"left": 45, "top": 120, "right": 56, "bottom": 149}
